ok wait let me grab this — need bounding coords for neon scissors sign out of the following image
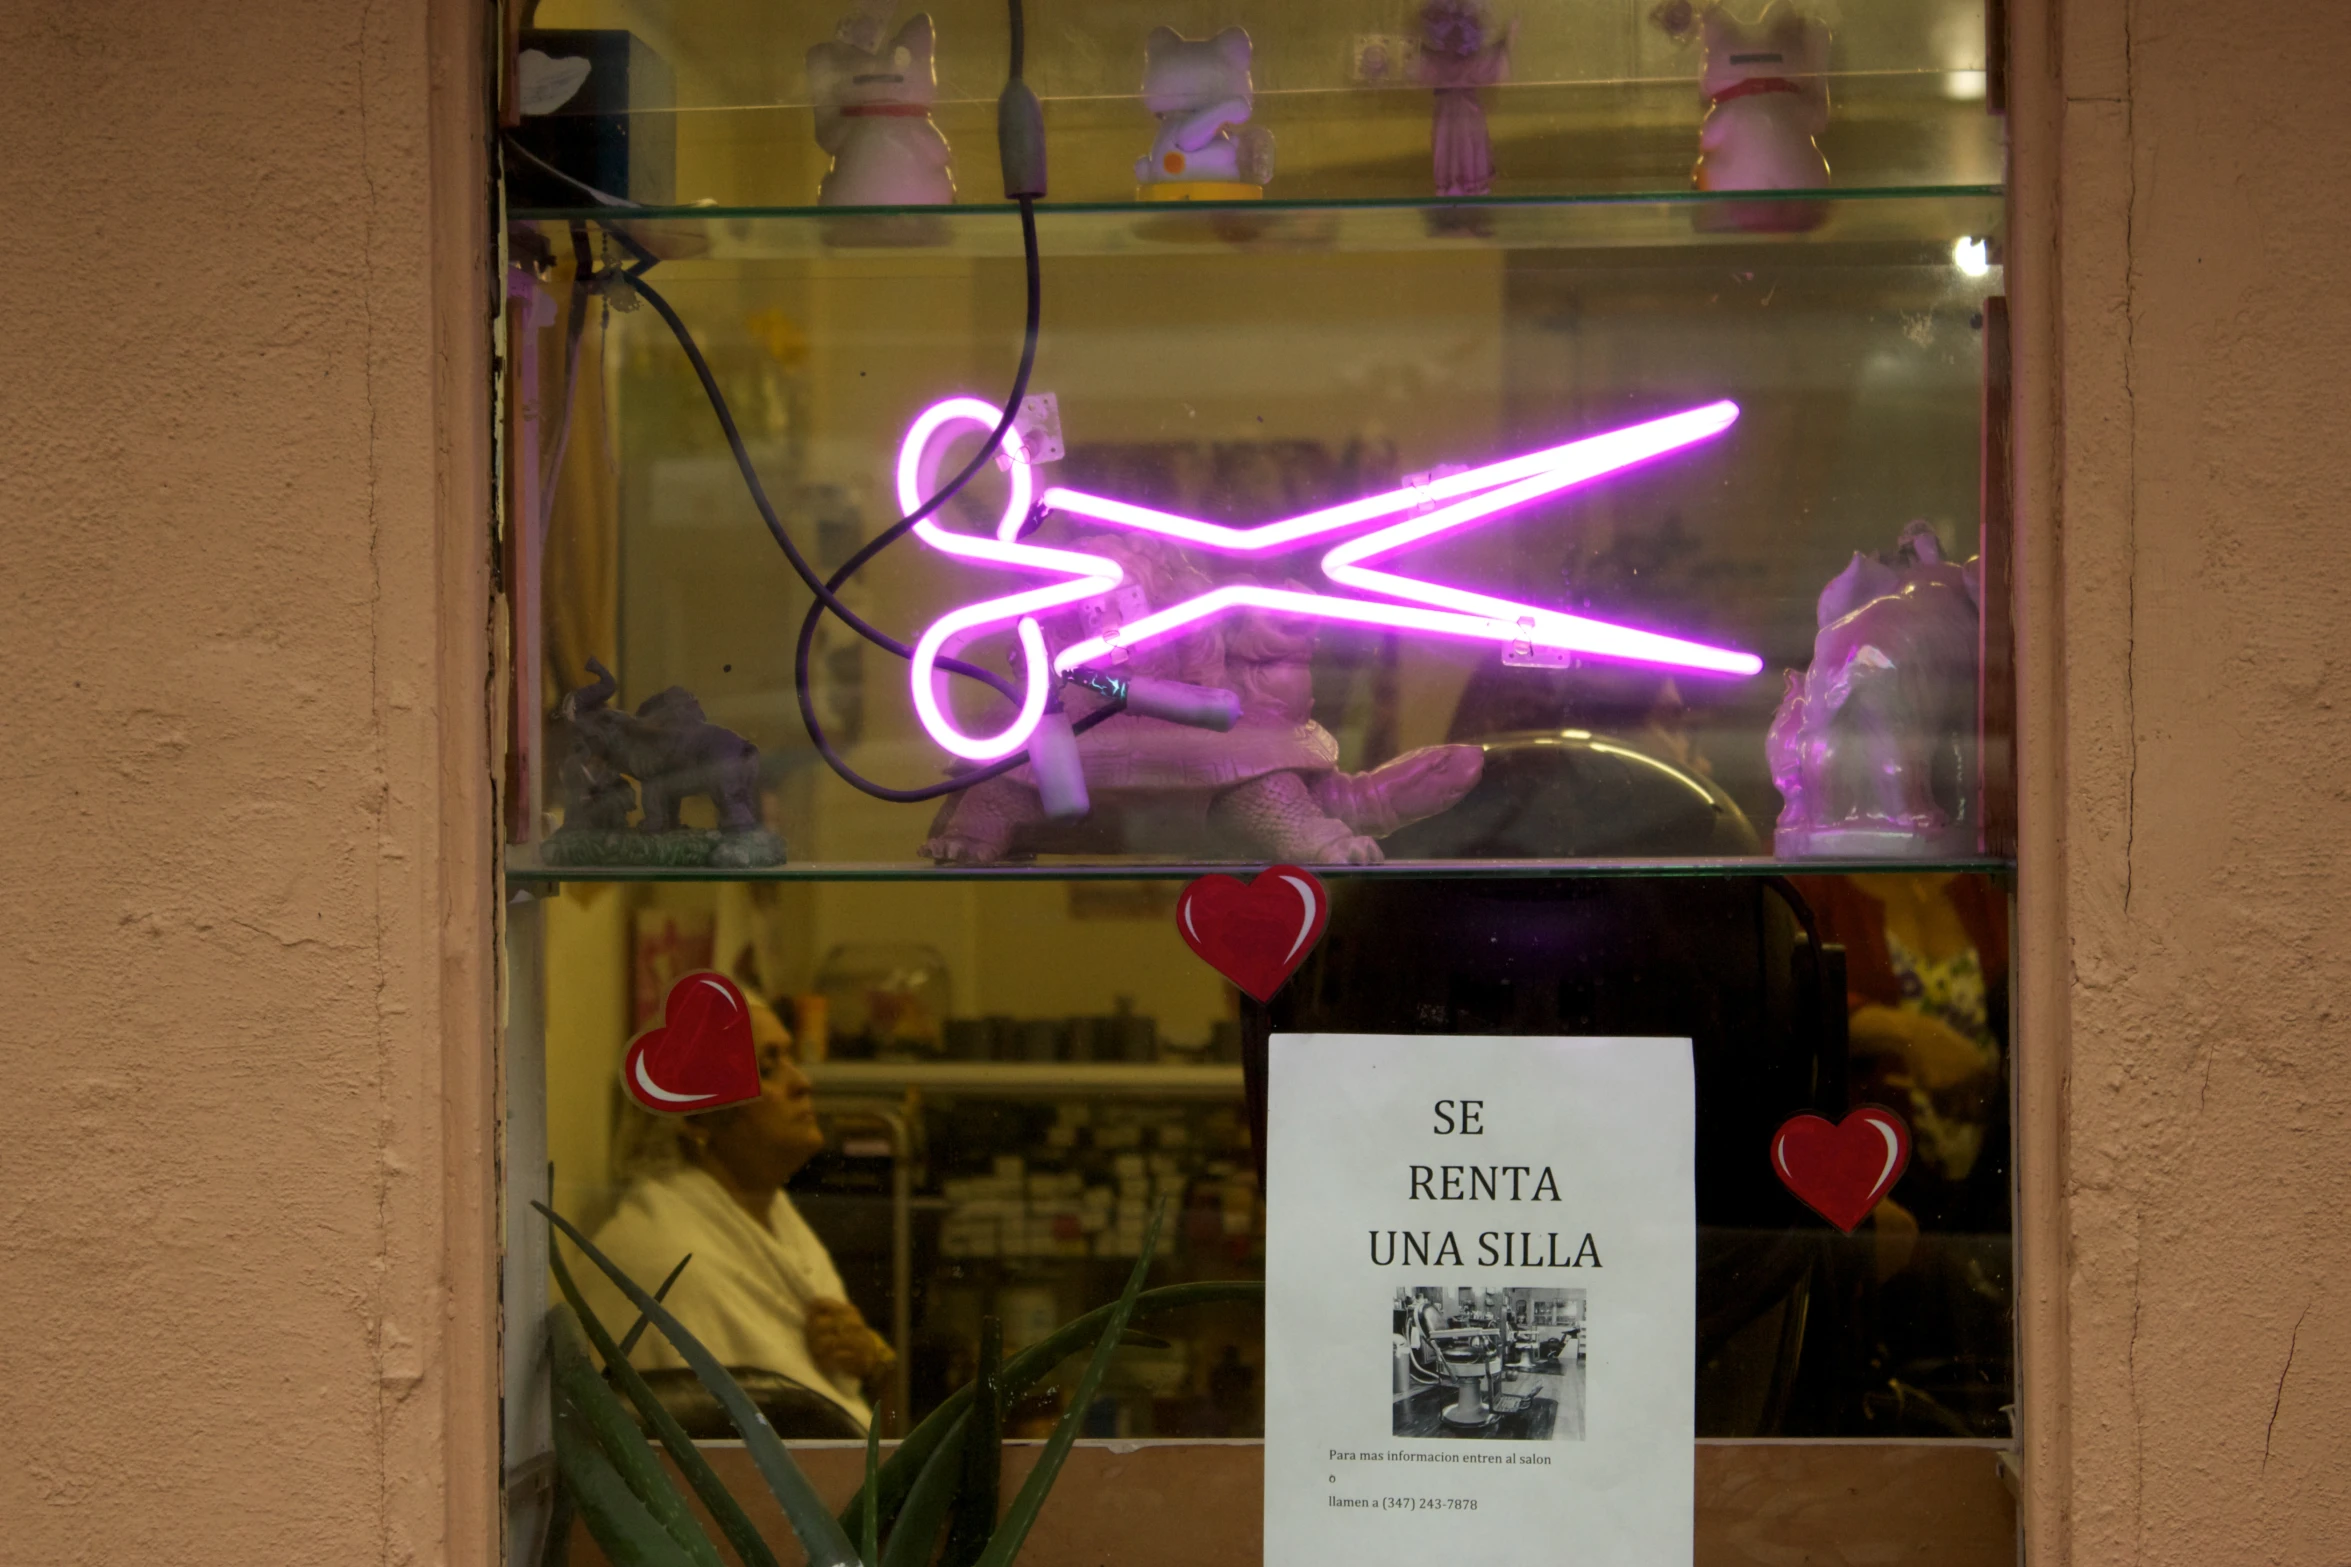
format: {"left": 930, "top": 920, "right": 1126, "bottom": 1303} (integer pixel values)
{"left": 898, "top": 397, "right": 1762, "bottom": 761}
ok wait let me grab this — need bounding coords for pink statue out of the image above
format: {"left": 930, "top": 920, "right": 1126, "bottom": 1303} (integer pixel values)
{"left": 921, "top": 535, "right": 1484, "bottom": 865}
{"left": 1417, "top": 0, "right": 1515, "bottom": 198}
{"left": 1767, "top": 523, "right": 1982, "bottom": 858}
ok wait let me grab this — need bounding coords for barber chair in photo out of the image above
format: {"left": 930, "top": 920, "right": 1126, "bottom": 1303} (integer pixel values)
{"left": 1400, "top": 1300, "right": 1526, "bottom": 1431}
{"left": 1430, "top": 1327, "right": 1511, "bottom": 1427}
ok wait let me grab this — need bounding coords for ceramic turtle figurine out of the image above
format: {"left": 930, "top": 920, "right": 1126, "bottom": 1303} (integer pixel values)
{"left": 920, "top": 535, "right": 1483, "bottom": 864}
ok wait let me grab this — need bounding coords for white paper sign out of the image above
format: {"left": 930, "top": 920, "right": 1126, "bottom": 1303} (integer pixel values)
{"left": 1265, "top": 1033, "right": 1696, "bottom": 1566}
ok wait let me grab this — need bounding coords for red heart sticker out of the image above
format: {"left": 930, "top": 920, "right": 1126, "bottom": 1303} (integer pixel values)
{"left": 622, "top": 971, "right": 762, "bottom": 1115}
{"left": 1176, "top": 865, "right": 1329, "bottom": 1002}
{"left": 1770, "top": 1107, "right": 1912, "bottom": 1233}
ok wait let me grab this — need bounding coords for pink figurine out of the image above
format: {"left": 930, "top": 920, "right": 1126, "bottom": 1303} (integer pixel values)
{"left": 920, "top": 534, "right": 1484, "bottom": 865}
{"left": 1766, "top": 522, "right": 1982, "bottom": 858}
{"left": 1417, "top": 0, "right": 1515, "bottom": 199}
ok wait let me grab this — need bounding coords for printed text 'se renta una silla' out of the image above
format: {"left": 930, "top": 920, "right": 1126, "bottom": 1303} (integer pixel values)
{"left": 1368, "top": 1099, "right": 1603, "bottom": 1269}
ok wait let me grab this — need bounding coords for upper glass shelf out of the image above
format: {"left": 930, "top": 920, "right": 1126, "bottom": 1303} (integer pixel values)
{"left": 511, "top": 187, "right": 2003, "bottom": 261}
{"left": 504, "top": 853, "right": 2014, "bottom": 886}
{"left": 514, "top": 0, "right": 2000, "bottom": 208}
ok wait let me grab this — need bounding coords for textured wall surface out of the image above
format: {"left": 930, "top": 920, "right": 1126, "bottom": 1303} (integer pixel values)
{"left": 2013, "top": 0, "right": 2351, "bottom": 1560}
{"left": 0, "top": 2, "right": 498, "bottom": 1564}
{"left": 3, "top": 0, "right": 2348, "bottom": 1561}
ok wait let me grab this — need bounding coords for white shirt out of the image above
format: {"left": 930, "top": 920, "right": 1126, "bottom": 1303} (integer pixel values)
{"left": 575, "top": 1164, "right": 873, "bottom": 1429}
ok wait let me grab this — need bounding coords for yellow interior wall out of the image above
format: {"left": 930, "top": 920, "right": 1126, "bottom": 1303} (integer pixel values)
{"left": 545, "top": 885, "right": 633, "bottom": 1222}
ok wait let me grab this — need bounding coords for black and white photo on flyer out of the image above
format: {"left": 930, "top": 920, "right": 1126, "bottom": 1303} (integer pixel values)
{"left": 1264, "top": 1033, "right": 1695, "bottom": 1565}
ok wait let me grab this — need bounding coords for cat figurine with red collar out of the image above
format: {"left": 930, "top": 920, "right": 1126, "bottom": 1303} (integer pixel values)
{"left": 807, "top": 8, "right": 954, "bottom": 206}
{"left": 1659, "top": 1, "right": 1830, "bottom": 228}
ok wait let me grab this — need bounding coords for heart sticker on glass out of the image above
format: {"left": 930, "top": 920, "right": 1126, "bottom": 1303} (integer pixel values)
{"left": 622, "top": 971, "right": 762, "bottom": 1115}
{"left": 1175, "top": 864, "right": 1328, "bottom": 1002}
{"left": 1770, "top": 1106, "right": 1912, "bottom": 1232}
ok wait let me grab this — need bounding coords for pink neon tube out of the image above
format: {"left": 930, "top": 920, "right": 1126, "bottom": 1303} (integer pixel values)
{"left": 895, "top": 398, "right": 1758, "bottom": 761}
{"left": 897, "top": 398, "right": 1124, "bottom": 761}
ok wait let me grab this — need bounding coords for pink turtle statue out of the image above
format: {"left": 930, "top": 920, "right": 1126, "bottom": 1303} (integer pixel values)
{"left": 1766, "top": 521, "right": 1982, "bottom": 858}
{"left": 921, "top": 535, "right": 1485, "bottom": 865}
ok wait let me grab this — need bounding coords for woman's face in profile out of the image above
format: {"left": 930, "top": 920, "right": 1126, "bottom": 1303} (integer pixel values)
{"left": 699, "top": 1031, "right": 826, "bottom": 1180}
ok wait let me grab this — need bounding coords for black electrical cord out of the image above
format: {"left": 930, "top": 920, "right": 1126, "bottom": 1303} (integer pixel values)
{"left": 510, "top": 0, "right": 1076, "bottom": 803}
{"left": 787, "top": 202, "right": 1101, "bottom": 803}
{"left": 610, "top": 238, "right": 1028, "bottom": 707}
{"left": 612, "top": 202, "right": 1079, "bottom": 800}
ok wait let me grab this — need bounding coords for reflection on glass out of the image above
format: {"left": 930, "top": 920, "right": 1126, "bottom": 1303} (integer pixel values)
{"left": 507, "top": 199, "right": 2003, "bottom": 874}
{"left": 574, "top": 996, "right": 891, "bottom": 1436}
{"left": 543, "top": 873, "right": 2009, "bottom": 1441}
{"left": 1791, "top": 870, "right": 2011, "bottom": 1436}
{"left": 1270, "top": 870, "right": 2013, "bottom": 1437}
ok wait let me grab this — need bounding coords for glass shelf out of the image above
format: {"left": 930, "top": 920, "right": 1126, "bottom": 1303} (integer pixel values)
{"left": 807, "top": 1060, "right": 1245, "bottom": 1099}
{"left": 503, "top": 208, "right": 2008, "bottom": 876}
{"left": 505, "top": 853, "right": 2014, "bottom": 886}
{"left": 513, "top": 186, "right": 2002, "bottom": 261}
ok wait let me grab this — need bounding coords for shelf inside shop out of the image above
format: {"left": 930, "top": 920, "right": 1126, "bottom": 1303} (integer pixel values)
{"left": 512, "top": 186, "right": 2003, "bottom": 264}
{"left": 505, "top": 853, "right": 2015, "bottom": 886}
{"left": 808, "top": 1060, "right": 1244, "bottom": 1100}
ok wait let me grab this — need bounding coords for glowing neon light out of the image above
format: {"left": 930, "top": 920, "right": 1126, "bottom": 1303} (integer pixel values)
{"left": 897, "top": 398, "right": 1759, "bottom": 760}
{"left": 898, "top": 398, "right": 1124, "bottom": 760}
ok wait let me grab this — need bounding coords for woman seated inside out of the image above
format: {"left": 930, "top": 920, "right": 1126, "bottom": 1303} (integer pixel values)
{"left": 576, "top": 997, "right": 895, "bottom": 1433}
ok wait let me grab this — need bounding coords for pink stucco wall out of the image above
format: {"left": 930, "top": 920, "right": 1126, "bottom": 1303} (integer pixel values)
{"left": 0, "top": 1, "right": 499, "bottom": 1563}
{"left": 2011, "top": 0, "right": 2351, "bottom": 1559}
{"left": 1, "top": 0, "right": 2346, "bottom": 1561}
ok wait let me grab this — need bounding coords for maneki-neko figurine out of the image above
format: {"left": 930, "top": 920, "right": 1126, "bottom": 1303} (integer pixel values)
{"left": 1132, "top": 26, "right": 1276, "bottom": 200}
{"left": 806, "top": 3, "right": 954, "bottom": 207}
{"left": 1654, "top": 0, "right": 1831, "bottom": 231}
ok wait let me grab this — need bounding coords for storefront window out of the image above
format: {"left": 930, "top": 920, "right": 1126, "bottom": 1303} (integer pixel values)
{"left": 501, "top": 0, "right": 2018, "bottom": 1558}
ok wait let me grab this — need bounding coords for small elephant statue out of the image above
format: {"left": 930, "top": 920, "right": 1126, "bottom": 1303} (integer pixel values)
{"left": 546, "top": 660, "right": 784, "bottom": 866}
{"left": 1767, "top": 522, "right": 1980, "bottom": 857}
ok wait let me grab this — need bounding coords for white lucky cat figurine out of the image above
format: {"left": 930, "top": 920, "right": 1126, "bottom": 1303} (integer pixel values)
{"left": 807, "top": 10, "right": 954, "bottom": 206}
{"left": 1132, "top": 25, "right": 1275, "bottom": 196}
{"left": 1691, "top": 3, "right": 1830, "bottom": 196}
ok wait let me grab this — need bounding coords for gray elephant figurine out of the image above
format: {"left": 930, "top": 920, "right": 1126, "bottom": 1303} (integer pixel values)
{"left": 1766, "top": 522, "right": 1980, "bottom": 858}
{"left": 543, "top": 659, "right": 785, "bottom": 867}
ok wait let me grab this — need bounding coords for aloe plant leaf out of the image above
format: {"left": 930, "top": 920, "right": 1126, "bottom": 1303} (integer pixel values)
{"left": 539, "top": 1203, "right": 862, "bottom": 1567}
{"left": 971, "top": 1204, "right": 1168, "bottom": 1567}
{"left": 550, "top": 1306, "right": 724, "bottom": 1567}
{"left": 878, "top": 1415, "right": 967, "bottom": 1567}
{"left": 553, "top": 1390, "right": 697, "bottom": 1567}
{"left": 551, "top": 1236, "right": 781, "bottom": 1567}
{"left": 939, "top": 1316, "right": 1001, "bottom": 1567}
{"left": 838, "top": 1280, "right": 1263, "bottom": 1538}
{"left": 618, "top": 1251, "right": 695, "bottom": 1359}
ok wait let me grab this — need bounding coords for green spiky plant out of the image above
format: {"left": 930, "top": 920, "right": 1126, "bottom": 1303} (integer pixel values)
{"left": 535, "top": 1200, "right": 1260, "bottom": 1567}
